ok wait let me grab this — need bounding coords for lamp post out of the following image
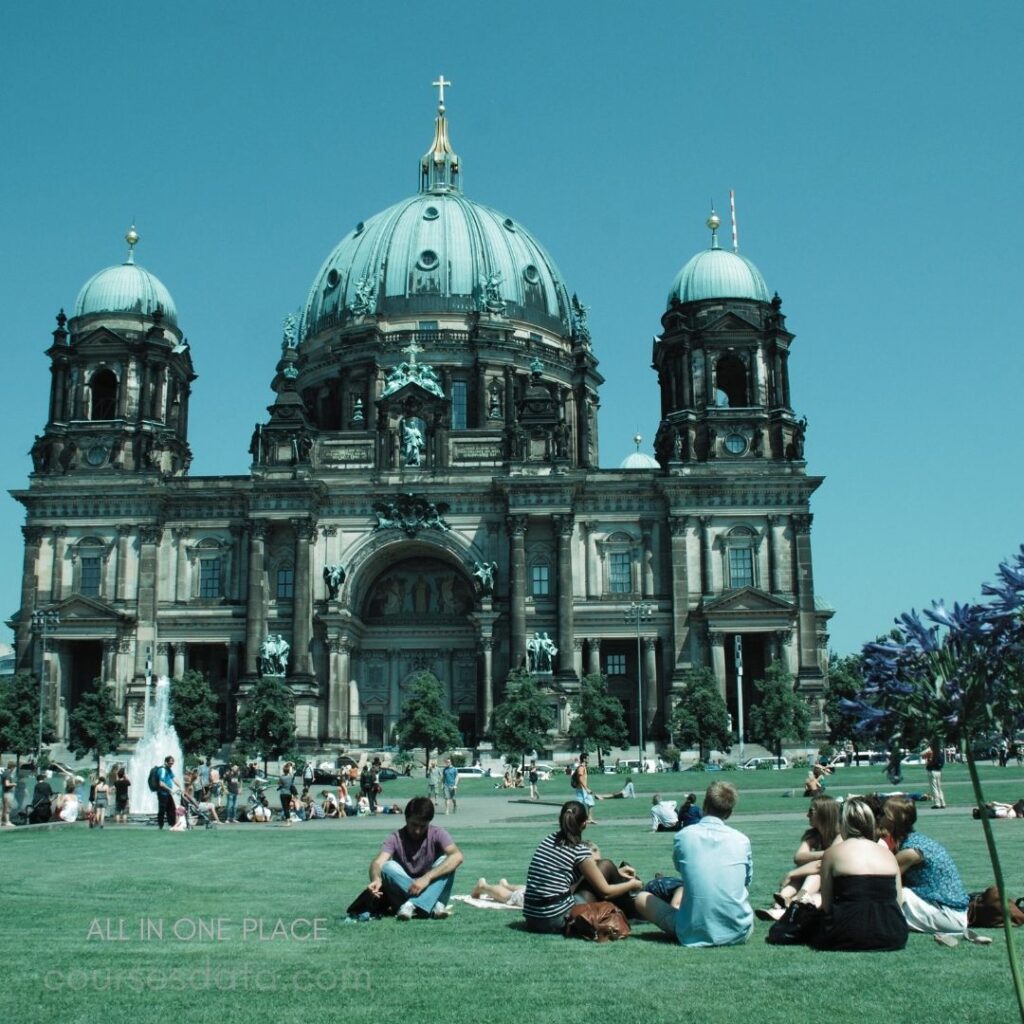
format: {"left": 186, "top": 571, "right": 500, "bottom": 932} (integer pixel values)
{"left": 625, "top": 602, "right": 655, "bottom": 767}
{"left": 30, "top": 610, "right": 60, "bottom": 763}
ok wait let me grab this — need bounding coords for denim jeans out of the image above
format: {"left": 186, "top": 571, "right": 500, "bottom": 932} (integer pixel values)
{"left": 225, "top": 792, "right": 237, "bottom": 821}
{"left": 381, "top": 857, "right": 455, "bottom": 914}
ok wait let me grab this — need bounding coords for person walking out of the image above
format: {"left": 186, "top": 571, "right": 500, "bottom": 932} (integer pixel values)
{"left": 442, "top": 758, "right": 458, "bottom": 814}
{"left": 528, "top": 761, "right": 540, "bottom": 801}
{"left": 427, "top": 761, "right": 441, "bottom": 803}
{"left": 924, "top": 740, "right": 946, "bottom": 809}
{"left": 156, "top": 756, "right": 179, "bottom": 831}
{"left": 278, "top": 762, "right": 297, "bottom": 822}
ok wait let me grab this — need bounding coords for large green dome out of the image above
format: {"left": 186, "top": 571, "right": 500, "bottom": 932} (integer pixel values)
{"left": 667, "top": 246, "right": 770, "bottom": 306}
{"left": 73, "top": 233, "right": 177, "bottom": 326}
{"left": 303, "top": 103, "right": 572, "bottom": 339}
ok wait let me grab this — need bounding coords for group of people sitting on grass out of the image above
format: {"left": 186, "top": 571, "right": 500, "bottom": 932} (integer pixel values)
{"left": 361, "top": 780, "right": 996, "bottom": 951}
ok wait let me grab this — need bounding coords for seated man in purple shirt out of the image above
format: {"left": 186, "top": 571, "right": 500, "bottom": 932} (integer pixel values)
{"left": 368, "top": 796, "right": 464, "bottom": 920}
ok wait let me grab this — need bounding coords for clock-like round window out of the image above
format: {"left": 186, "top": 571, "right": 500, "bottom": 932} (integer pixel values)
{"left": 417, "top": 250, "right": 440, "bottom": 271}
{"left": 724, "top": 433, "right": 746, "bottom": 455}
{"left": 86, "top": 445, "right": 108, "bottom": 466}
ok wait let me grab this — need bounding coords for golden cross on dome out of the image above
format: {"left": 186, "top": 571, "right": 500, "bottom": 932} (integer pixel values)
{"left": 432, "top": 75, "right": 451, "bottom": 107}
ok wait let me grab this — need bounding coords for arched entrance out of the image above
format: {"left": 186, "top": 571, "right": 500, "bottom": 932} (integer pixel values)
{"left": 351, "top": 554, "right": 481, "bottom": 746}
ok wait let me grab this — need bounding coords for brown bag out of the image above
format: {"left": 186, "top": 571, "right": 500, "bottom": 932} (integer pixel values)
{"left": 564, "top": 901, "right": 631, "bottom": 942}
{"left": 967, "top": 886, "right": 1024, "bottom": 928}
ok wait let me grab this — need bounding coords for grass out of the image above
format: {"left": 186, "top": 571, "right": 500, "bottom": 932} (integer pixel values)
{"left": 1, "top": 763, "right": 1022, "bottom": 1024}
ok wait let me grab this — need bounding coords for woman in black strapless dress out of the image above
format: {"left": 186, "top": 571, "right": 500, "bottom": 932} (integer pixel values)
{"left": 814, "top": 798, "right": 908, "bottom": 952}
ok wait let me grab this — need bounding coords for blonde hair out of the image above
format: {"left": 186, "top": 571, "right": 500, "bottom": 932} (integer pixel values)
{"left": 841, "top": 798, "right": 876, "bottom": 841}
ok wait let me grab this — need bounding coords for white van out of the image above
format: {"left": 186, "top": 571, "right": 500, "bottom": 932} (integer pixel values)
{"left": 738, "top": 756, "right": 789, "bottom": 771}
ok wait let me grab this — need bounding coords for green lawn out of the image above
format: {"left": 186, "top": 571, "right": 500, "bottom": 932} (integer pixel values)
{"left": 2, "top": 764, "right": 1022, "bottom": 1024}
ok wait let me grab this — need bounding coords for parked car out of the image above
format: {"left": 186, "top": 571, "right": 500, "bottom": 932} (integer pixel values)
{"left": 684, "top": 762, "right": 724, "bottom": 772}
{"left": 454, "top": 766, "right": 492, "bottom": 778}
{"left": 377, "top": 767, "right": 399, "bottom": 782}
{"left": 530, "top": 763, "right": 555, "bottom": 780}
{"left": 738, "top": 756, "right": 789, "bottom": 771}
{"left": 900, "top": 753, "right": 925, "bottom": 766}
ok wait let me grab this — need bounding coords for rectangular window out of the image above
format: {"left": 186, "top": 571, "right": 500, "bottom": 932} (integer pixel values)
{"left": 276, "top": 567, "right": 294, "bottom": 600}
{"left": 199, "top": 558, "right": 222, "bottom": 599}
{"left": 531, "top": 564, "right": 550, "bottom": 597}
{"left": 417, "top": 320, "right": 439, "bottom": 333}
{"left": 728, "top": 547, "right": 754, "bottom": 589}
{"left": 80, "top": 556, "right": 101, "bottom": 597}
{"left": 606, "top": 654, "right": 626, "bottom": 676}
{"left": 609, "top": 552, "right": 632, "bottom": 593}
{"left": 451, "top": 380, "right": 467, "bottom": 430}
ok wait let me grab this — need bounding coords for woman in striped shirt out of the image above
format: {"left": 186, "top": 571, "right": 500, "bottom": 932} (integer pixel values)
{"left": 523, "top": 801, "right": 642, "bottom": 933}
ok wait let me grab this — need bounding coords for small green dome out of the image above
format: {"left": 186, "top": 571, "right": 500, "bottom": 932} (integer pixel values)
{"left": 619, "top": 451, "right": 659, "bottom": 470}
{"left": 74, "top": 233, "right": 177, "bottom": 326}
{"left": 667, "top": 246, "right": 770, "bottom": 307}
{"left": 303, "top": 103, "right": 572, "bottom": 338}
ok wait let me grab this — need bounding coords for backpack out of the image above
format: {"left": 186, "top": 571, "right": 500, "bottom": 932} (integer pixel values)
{"left": 147, "top": 766, "right": 161, "bottom": 792}
{"left": 570, "top": 766, "right": 580, "bottom": 789}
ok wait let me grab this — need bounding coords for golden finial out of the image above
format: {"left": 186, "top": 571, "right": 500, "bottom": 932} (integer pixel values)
{"left": 125, "top": 223, "right": 139, "bottom": 264}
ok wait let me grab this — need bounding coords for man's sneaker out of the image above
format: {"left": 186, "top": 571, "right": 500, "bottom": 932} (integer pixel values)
{"left": 430, "top": 901, "right": 452, "bottom": 919}
{"left": 963, "top": 928, "right": 993, "bottom": 946}
{"left": 933, "top": 932, "right": 959, "bottom": 948}
{"left": 396, "top": 901, "right": 415, "bottom": 921}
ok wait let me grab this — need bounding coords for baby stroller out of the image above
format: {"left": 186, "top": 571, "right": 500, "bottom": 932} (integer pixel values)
{"left": 180, "top": 790, "right": 215, "bottom": 829}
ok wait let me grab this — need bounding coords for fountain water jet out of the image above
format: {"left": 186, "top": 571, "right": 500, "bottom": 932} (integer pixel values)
{"left": 127, "top": 676, "right": 183, "bottom": 815}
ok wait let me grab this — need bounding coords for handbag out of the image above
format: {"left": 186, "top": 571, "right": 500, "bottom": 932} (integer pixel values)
{"left": 765, "top": 900, "right": 822, "bottom": 945}
{"left": 967, "top": 886, "right": 1024, "bottom": 928}
{"left": 563, "top": 901, "right": 631, "bottom": 942}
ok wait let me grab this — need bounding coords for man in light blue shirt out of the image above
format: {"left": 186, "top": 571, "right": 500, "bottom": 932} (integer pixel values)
{"left": 636, "top": 781, "right": 753, "bottom": 946}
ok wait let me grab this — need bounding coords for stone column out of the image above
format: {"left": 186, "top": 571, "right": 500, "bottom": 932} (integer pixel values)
{"left": 792, "top": 514, "right": 820, "bottom": 674}
{"left": 328, "top": 637, "right": 351, "bottom": 743}
{"left": 668, "top": 516, "right": 691, "bottom": 676}
{"left": 225, "top": 641, "right": 240, "bottom": 738}
{"left": 229, "top": 526, "right": 244, "bottom": 602}
{"left": 507, "top": 515, "right": 527, "bottom": 668}
{"left": 586, "top": 637, "right": 601, "bottom": 676}
{"left": 102, "top": 639, "right": 116, "bottom": 682}
{"left": 709, "top": 630, "right": 727, "bottom": 700}
{"left": 554, "top": 514, "right": 575, "bottom": 676}
{"left": 134, "top": 526, "right": 161, "bottom": 678}
{"left": 573, "top": 638, "right": 584, "bottom": 679}
{"left": 766, "top": 515, "right": 781, "bottom": 594}
{"left": 292, "top": 519, "right": 316, "bottom": 676}
{"left": 641, "top": 522, "right": 655, "bottom": 597}
{"left": 173, "top": 528, "right": 190, "bottom": 603}
{"left": 643, "top": 636, "right": 658, "bottom": 733}
{"left": 172, "top": 644, "right": 186, "bottom": 680}
{"left": 115, "top": 525, "right": 132, "bottom": 602}
{"left": 155, "top": 641, "right": 170, "bottom": 679}
{"left": 582, "top": 521, "right": 598, "bottom": 598}
{"left": 480, "top": 637, "right": 494, "bottom": 730}
{"left": 682, "top": 346, "right": 694, "bottom": 408}
{"left": 699, "top": 516, "right": 714, "bottom": 596}
{"left": 244, "top": 523, "right": 267, "bottom": 675}
{"left": 16, "top": 527, "right": 43, "bottom": 670}
{"left": 50, "top": 526, "right": 67, "bottom": 603}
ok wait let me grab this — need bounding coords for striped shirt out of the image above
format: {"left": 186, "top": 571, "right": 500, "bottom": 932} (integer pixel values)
{"left": 523, "top": 833, "right": 591, "bottom": 921}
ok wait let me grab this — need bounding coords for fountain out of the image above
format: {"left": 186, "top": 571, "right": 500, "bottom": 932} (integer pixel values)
{"left": 127, "top": 676, "right": 183, "bottom": 815}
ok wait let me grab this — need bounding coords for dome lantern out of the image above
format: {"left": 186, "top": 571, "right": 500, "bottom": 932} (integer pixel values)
{"left": 420, "top": 74, "right": 460, "bottom": 194}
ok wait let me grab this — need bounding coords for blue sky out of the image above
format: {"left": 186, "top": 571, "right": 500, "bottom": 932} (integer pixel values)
{"left": 2, "top": 2, "right": 1022, "bottom": 657}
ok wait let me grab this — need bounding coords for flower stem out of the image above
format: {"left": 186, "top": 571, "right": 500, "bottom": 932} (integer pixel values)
{"left": 963, "top": 740, "right": 1024, "bottom": 1023}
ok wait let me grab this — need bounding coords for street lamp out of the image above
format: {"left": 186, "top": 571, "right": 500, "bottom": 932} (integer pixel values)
{"left": 30, "top": 610, "right": 60, "bottom": 763}
{"left": 624, "top": 602, "right": 655, "bottom": 767}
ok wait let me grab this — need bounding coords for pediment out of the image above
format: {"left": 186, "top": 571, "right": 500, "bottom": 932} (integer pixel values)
{"left": 702, "top": 310, "right": 760, "bottom": 334}
{"left": 703, "top": 587, "right": 795, "bottom": 614}
{"left": 378, "top": 380, "right": 446, "bottom": 406}
{"left": 72, "top": 326, "right": 130, "bottom": 350}
{"left": 51, "top": 595, "right": 135, "bottom": 625}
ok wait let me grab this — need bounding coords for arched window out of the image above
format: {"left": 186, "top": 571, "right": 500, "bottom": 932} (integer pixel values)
{"left": 722, "top": 526, "right": 757, "bottom": 590}
{"left": 89, "top": 368, "right": 119, "bottom": 420}
{"left": 715, "top": 355, "right": 748, "bottom": 407}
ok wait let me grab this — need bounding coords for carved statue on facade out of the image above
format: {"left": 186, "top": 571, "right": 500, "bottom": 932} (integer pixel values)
{"left": 472, "top": 560, "right": 497, "bottom": 595}
{"left": 257, "top": 633, "right": 290, "bottom": 677}
{"left": 282, "top": 312, "right": 298, "bottom": 348}
{"left": 571, "top": 292, "right": 591, "bottom": 342}
{"left": 401, "top": 418, "right": 425, "bottom": 466}
{"left": 323, "top": 563, "right": 346, "bottom": 600}
{"left": 350, "top": 276, "right": 376, "bottom": 316}
{"left": 527, "top": 631, "right": 558, "bottom": 673}
{"left": 372, "top": 493, "right": 451, "bottom": 536}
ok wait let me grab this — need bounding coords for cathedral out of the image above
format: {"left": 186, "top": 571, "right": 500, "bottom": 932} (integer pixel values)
{"left": 10, "top": 86, "right": 832, "bottom": 755}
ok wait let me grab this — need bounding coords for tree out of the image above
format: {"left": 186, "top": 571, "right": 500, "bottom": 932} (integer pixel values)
{"left": 169, "top": 669, "right": 221, "bottom": 759}
{"left": 234, "top": 674, "right": 296, "bottom": 774}
{"left": 670, "top": 667, "right": 732, "bottom": 763}
{"left": 490, "top": 669, "right": 553, "bottom": 767}
{"left": 0, "top": 671, "right": 56, "bottom": 765}
{"left": 747, "top": 661, "right": 810, "bottom": 763}
{"left": 567, "top": 673, "right": 628, "bottom": 768}
{"left": 394, "top": 671, "right": 461, "bottom": 766}
{"left": 822, "top": 652, "right": 864, "bottom": 748}
{"left": 68, "top": 680, "right": 125, "bottom": 773}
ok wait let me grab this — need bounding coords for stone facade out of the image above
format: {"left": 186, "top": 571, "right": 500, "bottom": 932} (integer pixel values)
{"left": 10, "top": 108, "right": 832, "bottom": 754}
